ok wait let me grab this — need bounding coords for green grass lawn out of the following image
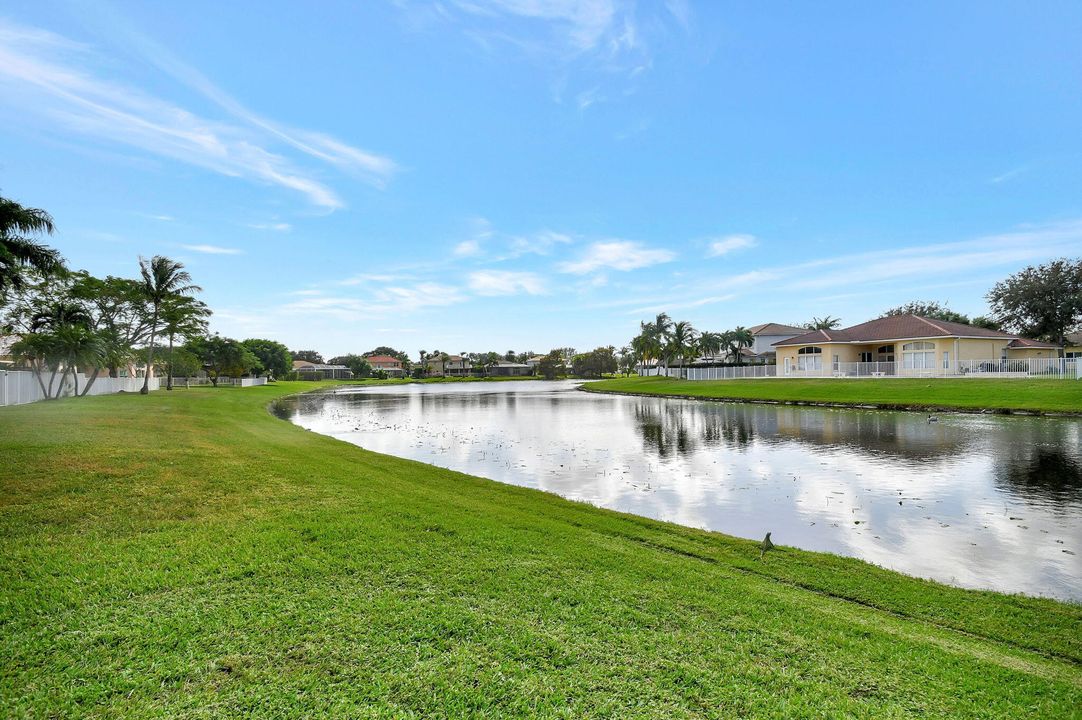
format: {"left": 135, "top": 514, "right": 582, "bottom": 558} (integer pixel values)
{"left": 583, "top": 375, "right": 1082, "bottom": 414}
{"left": 2, "top": 383, "right": 1080, "bottom": 718}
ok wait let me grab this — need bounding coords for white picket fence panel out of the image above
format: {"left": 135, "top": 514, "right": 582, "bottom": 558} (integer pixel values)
{"left": 0, "top": 370, "right": 162, "bottom": 407}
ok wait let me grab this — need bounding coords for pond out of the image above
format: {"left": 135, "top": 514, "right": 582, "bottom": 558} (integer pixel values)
{"left": 273, "top": 380, "right": 1082, "bottom": 600}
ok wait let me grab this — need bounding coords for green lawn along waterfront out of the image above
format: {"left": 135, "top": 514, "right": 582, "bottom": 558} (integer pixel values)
{"left": 1, "top": 382, "right": 1080, "bottom": 717}
{"left": 583, "top": 375, "right": 1082, "bottom": 415}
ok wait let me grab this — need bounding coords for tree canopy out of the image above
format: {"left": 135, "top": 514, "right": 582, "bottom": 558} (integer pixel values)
{"left": 0, "top": 193, "right": 65, "bottom": 298}
{"left": 880, "top": 301, "right": 972, "bottom": 325}
{"left": 987, "top": 258, "right": 1082, "bottom": 348}
{"left": 243, "top": 338, "right": 292, "bottom": 378}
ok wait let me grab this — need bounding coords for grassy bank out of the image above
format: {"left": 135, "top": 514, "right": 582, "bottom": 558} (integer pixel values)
{"left": 583, "top": 375, "right": 1082, "bottom": 414}
{"left": 2, "top": 384, "right": 1080, "bottom": 717}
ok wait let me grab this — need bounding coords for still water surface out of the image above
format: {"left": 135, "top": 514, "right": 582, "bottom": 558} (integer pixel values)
{"left": 274, "top": 381, "right": 1082, "bottom": 600}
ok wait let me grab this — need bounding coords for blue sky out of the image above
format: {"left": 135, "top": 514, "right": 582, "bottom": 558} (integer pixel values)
{"left": 2, "top": 1, "right": 1081, "bottom": 358}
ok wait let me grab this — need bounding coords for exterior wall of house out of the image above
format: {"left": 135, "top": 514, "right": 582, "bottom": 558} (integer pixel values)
{"left": 955, "top": 338, "right": 1010, "bottom": 361}
{"left": 777, "top": 337, "right": 1022, "bottom": 376}
{"left": 1006, "top": 347, "right": 1057, "bottom": 359}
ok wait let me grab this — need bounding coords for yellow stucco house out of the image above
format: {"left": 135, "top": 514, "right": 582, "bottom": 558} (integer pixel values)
{"left": 773, "top": 314, "right": 1062, "bottom": 377}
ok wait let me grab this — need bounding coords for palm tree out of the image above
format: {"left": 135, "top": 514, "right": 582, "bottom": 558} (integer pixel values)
{"left": 0, "top": 194, "right": 65, "bottom": 297}
{"left": 730, "top": 326, "right": 754, "bottom": 366}
{"left": 139, "top": 256, "right": 201, "bottom": 394}
{"left": 808, "top": 316, "right": 841, "bottom": 330}
{"left": 667, "top": 321, "right": 698, "bottom": 378}
{"left": 50, "top": 323, "right": 107, "bottom": 397}
{"left": 698, "top": 331, "right": 724, "bottom": 360}
{"left": 159, "top": 296, "right": 210, "bottom": 390}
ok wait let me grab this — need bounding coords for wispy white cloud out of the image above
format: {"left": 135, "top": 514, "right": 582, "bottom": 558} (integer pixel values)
{"left": 559, "top": 240, "right": 675, "bottom": 274}
{"left": 626, "top": 294, "right": 734, "bottom": 315}
{"left": 454, "top": 239, "right": 483, "bottom": 257}
{"left": 338, "top": 272, "right": 414, "bottom": 286}
{"left": 0, "top": 18, "right": 395, "bottom": 209}
{"left": 468, "top": 270, "right": 546, "bottom": 296}
{"left": 247, "top": 222, "right": 292, "bottom": 232}
{"left": 989, "top": 166, "right": 1027, "bottom": 184}
{"left": 182, "top": 244, "right": 243, "bottom": 255}
{"left": 706, "top": 234, "right": 757, "bottom": 257}
{"left": 507, "top": 229, "right": 573, "bottom": 257}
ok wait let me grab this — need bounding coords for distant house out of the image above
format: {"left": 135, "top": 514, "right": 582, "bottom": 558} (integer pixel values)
{"left": 773, "top": 314, "right": 1053, "bottom": 376}
{"left": 365, "top": 354, "right": 406, "bottom": 378}
{"left": 747, "top": 323, "right": 808, "bottom": 363}
{"left": 426, "top": 354, "right": 472, "bottom": 377}
{"left": 292, "top": 360, "right": 353, "bottom": 380}
{"left": 487, "top": 361, "right": 531, "bottom": 377}
{"left": 525, "top": 355, "right": 543, "bottom": 370}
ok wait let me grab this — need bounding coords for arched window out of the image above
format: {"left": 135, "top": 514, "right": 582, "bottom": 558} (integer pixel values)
{"left": 902, "top": 341, "right": 936, "bottom": 370}
{"left": 797, "top": 346, "right": 822, "bottom": 371}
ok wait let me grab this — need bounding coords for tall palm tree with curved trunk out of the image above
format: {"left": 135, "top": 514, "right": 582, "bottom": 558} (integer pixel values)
{"left": 139, "top": 256, "right": 201, "bottom": 394}
{"left": 1, "top": 194, "right": 65, "bottom": 297}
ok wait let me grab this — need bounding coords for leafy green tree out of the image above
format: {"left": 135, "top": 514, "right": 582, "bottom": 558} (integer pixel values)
{"left": 572, "top": 346, "right": 618, "bottom": 379}
{"left": 971, "top": 315, "right": 1001, "bottom": 331}
{"left": 70, "top": 273, "right": 153, "bottom": 378}
{"left": 292, "top": 349, "right": 324, "bottom": 364}
{"left": 880, "top": 301, "right": 970, "bottom": 325}
{"left": 0, "top": 193, "right": 65, "bottom": 300}
{"left": 538, "top": 349, "right": 564, "bottom": 380}
{"left": 138, "top": 256, "right": 201, "bottom": 394}
{"left": 243, "top": 338, "right": 292, "bottom": 379}
{"left": 987, "top": 258, "right": 1082, "bottom": 351}
{"left": 168, "top": 347, "right": 202, "bottom": 384}
{"left": 329, "top": 354, "right": 372, "bottom": 378}
{"left": 188, "top": 336, "right": 260, "bottom": 386}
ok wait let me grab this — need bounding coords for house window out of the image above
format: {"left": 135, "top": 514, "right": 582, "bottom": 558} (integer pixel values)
{"left": 797, "top": 346, "right": 822, "bottom": 371}
{"left": 859, "top": 351, "right": 873, "bottom": 363}
{"left": 1067, "top": 352, "right": 1081, "bottom": 359}
{"left": 943, "top": 351, "right": 950, "bottom": 369}
{"left": 877, "top": 345, "right": 895, "bottom": 362}
{"left": 902, "top": 341, "right": 936, "bottom": 370}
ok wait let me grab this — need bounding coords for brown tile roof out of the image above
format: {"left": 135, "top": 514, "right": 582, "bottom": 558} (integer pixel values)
{"left": 747, "top": 322, "right": 807, "bottom": 336}
{"left": 774, "top": 315, "right": 1016, "bottom": 347}
{"left": 365, "top": 355, "right": 401, "bottom": 364}
{"left": 1006, "top": 338, "right": 1060, "bottom": 349}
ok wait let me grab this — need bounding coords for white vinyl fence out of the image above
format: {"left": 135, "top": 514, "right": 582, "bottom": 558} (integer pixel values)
{"left": 648, "top": 358, "right": 1081, "bottom": 381}
{"left": 0, "top": 370, "right": 161, "bottom": 407}
{"left": 169, "top": 376, "right": 268, "bottom": 387}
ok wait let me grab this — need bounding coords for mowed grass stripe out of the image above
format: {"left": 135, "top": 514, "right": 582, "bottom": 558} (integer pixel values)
{"left": 1, "top": 382, "right": 1080, "bottom": 718}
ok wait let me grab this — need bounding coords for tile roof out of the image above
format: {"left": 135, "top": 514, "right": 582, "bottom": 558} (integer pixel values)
{"left": 774, "top": 315, "right": 1016, "bottom": 346}
{"left": 365, "top": 355, "right": 401, "bottom": 364}
{"left": 1005, "top": 338, "right": 1060, "bottom": 349}
{"left": 747, "top": 322, "right": 807, "bottom": 336}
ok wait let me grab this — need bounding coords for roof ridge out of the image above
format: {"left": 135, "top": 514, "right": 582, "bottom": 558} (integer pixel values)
{"left": 914, "top": 315, "right": 950, "bottom": 334}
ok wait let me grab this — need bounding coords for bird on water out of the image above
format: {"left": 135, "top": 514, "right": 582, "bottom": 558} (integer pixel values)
{"left": 759, "top": 532, "right": 775, "bottom": 560}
